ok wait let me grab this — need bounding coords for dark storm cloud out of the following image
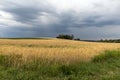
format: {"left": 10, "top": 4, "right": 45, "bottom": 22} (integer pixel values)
{"left": 0, "top": 3, "right": 73, "bottom": 37}
{"left": 5, "top": 7, "right": 40, "bottom": 23}
{"left": 3, "top": 5, "right": 56, "bottom": 23}
{"left": 0, "top": 0, "right": 120, "bottom": 39}
{"left": 78, "top": 16, "right": 120, "bottom": 27}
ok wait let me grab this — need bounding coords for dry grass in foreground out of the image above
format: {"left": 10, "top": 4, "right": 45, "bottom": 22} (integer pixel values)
{"left": 0, "top": 39, "right": 120, "bottom": 64}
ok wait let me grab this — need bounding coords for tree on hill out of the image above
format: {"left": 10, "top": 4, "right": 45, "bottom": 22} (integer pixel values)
{"left": 74, "top": 38, "right": 80, "bottom": 41}
{"left": 56, "top": 34, "right": 74, "bottom": 40}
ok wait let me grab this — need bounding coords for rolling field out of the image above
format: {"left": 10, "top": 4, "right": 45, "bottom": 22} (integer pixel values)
{"left": 0, "top": 39, "right": 120, "bottom": 64}
{"left": 0, "top": 39, "right": 120, "bottom": 80}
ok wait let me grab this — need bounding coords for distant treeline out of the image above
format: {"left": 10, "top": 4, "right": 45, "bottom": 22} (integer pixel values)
{"left": 56, "top": 34, "right": 120, "bottom": 43}
{"left": 83, "top": 39, "right": 120, "bottom": 43}
{"left": 99, "top": 39, "right": 120, "bottom": 43}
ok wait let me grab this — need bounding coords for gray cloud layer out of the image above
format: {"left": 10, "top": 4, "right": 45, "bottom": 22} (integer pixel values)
{"left": 0, "top": 0, "right": 120, "bottom": 39}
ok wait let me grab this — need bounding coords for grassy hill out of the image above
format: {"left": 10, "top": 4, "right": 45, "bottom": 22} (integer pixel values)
{"left": 0, "top": 39, "right": 120, "bottom": 80}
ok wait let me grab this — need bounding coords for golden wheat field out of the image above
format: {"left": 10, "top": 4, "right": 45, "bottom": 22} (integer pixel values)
{"left": 0, "top": 39, "right": 120, "bottom": 64}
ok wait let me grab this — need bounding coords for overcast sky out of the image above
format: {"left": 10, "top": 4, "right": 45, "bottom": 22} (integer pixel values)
{"left": 0, "top": 0, "right": 120, "bottom": 40}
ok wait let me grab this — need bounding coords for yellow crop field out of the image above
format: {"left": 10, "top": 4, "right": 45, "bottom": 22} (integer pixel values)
{"left": 0, "top": 39, "right": 120, "bottom": 64}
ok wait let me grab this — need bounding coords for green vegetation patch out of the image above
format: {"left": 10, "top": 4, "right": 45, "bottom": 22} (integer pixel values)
{"left": 0, "top": 50, "right": 120, "bottom": 80}
{"left": 92, "top": 50, "right": 120, "bottom": 62}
